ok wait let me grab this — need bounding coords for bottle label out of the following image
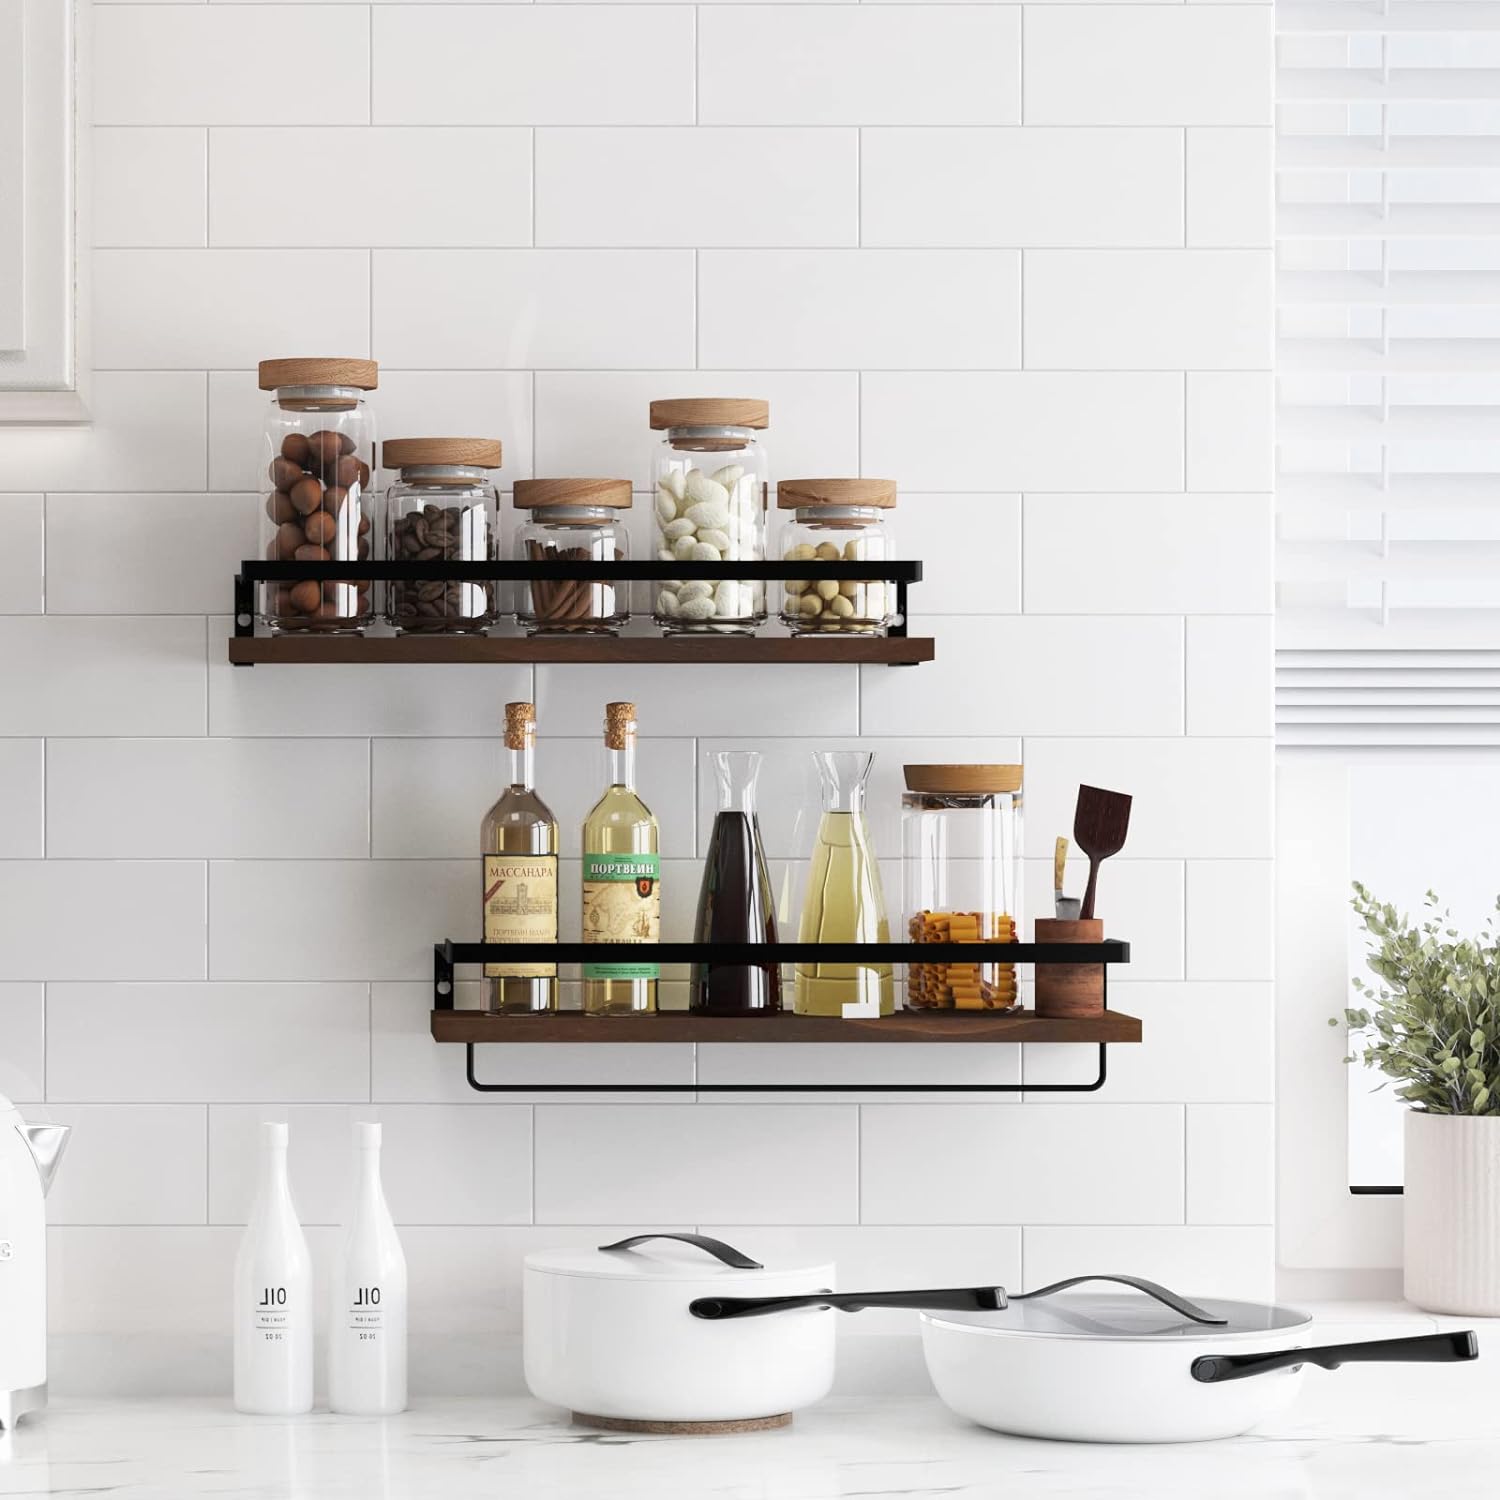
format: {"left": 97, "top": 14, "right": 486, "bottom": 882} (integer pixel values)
{"left": 347, "top": 1284, "right": 385, "bottom": 1342}
{"left": 483, "top": 854, "right": 559, "bottom": 978}
{"left": 254, "top": 1285, "right": 294, "bottom": 1343}
{"left": 582, "top": 852, "right": 661, "bottom": 979}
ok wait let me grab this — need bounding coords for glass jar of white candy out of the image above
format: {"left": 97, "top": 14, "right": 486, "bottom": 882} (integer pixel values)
{"left": 778, "top": 478, "right": 897, "bottom": 634}
{"left": 650, "top": 397, "right": 769, "bottom": 634}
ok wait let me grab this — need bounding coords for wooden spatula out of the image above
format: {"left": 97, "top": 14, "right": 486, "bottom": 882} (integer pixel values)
{"left": 1074, "top": 785, "right": 1132, "bottom": 921}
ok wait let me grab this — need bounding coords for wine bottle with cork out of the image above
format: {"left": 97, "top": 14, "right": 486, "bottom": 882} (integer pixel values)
{"left": 582, "top": 702, "right": 660, "bottom": 1015}
{"left": 480, "top": 702, "right": 559, "bottom": 1014}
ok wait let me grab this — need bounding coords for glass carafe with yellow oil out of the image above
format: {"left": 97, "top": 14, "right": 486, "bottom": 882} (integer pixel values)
{"left": 794, "top": 751, "right": 893, "bottom": 1016}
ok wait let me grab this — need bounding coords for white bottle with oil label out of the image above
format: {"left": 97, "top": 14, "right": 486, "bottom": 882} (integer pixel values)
{"left": 328, "top": 1122, "right": 408, "bottom": 1416}
{"left": 233, "top": 1121, "right": 313, "bottom": 1415}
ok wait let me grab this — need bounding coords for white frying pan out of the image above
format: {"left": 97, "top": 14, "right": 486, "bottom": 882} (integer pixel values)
{"left": 696, "top": 1277, "right": 1479, "bottom": 1443}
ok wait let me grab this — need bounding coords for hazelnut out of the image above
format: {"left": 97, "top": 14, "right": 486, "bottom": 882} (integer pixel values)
{"left": 289, "top": 477, "right": 323, "bottom": 515}
{"left": 307, "top": 430, "right": 352, "bottom": 467}
{"left": 356, "top": 459, "right": 371, "bottom": 488}
{"left": 294, "top": 543, "right": 331, "bottom": 562}
{"left": 321, "top": 485, "right": 349, "bottom": 514}
{"left": 266, "top": 490, "right": 296, "bottom": 524}
{"left": 273, "top": 521, "right": 306, "bottom": 557}
{"left": 333, "top": 454, "right": 360, "bottom": 488}
{"left": 302, "top": 511, "right": 337, "bottom": 546}
{"left": 357, "top": 513, "right": 371, "bottom": 536}
{"left": 288, "top": 579, "right": 322, "bottom": 614}
{"left": 281, "top": 433, "right": 311, "bottom": 466}
{"left": 269, "top": 457, "right": 304, "bottom": 490}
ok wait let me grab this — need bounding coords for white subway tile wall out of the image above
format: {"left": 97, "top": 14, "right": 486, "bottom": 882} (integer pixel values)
{"left": 2, "top": 1, "right": 1271, "bottom": 1392}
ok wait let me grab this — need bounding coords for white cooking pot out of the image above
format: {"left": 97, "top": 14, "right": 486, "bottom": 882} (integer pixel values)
{"left": 523, "top": 1233, "right": 839, "bottom": 1428}
{"left": 917, "top": 1290, "right": 1479, "bottom": 1443}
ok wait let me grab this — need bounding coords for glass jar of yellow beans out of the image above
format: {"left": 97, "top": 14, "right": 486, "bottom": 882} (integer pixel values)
{"left": 778, "top": 478, "right": 896, "bottom": 635}
{"left": 901, "top": 765, "right": 1022, "bottom": 1013}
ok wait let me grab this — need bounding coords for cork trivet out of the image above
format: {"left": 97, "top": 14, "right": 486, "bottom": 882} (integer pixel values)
{"left": 571, "top": 1411, "right": 792, "bottom": 1435}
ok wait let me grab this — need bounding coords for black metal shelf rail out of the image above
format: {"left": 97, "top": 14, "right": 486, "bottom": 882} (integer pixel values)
{"left": 435, "top": 939, "right": 1131, "bottom": 1097}
{"left": 233, "top": 559, "right": 925, "bottom": 638}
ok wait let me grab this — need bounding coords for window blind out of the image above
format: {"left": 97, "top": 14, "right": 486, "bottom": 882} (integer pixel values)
{"left": 1276, "top": 0, "right": 1500, "bottom": 746}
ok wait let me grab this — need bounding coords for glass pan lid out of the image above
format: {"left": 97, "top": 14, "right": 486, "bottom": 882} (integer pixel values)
{"left": 925, "top": 1293, "right": 1311, "bottom": 1341}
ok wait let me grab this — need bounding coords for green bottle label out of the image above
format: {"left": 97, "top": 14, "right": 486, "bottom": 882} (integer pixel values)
{"left": 582, "top": 853, "right": 661, "bottom": 980}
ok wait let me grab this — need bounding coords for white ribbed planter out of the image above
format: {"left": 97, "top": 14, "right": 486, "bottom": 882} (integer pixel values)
{"left": 1404, "top": 1112, "right": 1500, "bottom": 1316}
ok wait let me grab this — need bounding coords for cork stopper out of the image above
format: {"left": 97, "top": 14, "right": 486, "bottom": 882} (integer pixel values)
{"left": 504, "top": 701, "right": 536, "bottom": 750}
{"left": 604, "top": 701, "right": 637, "bottom": 750}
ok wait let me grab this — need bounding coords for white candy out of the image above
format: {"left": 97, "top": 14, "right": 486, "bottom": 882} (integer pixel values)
{"left": 679, "top": 596, "right": 717, "bottom": 621}
{"left": 690, "top": 541, "right": 722, "bottom": 561}
{"left": 699, "top": 528, "right": 731, "bottom": 553}
{"left": 684, "top": 472, "right": 729, "bottom": 510}
{"left": 685, "top": 500, "right": 730, "bottom": 532}
{"left": 659, "top": 470, "right": 687, "bottom": 503}
{"left": 710, "top": 464, "right": 744, "bottom": 489}
{"left": 657, "top": 548, "right": 677, "bottom": 562}
{"left": 673, "top": 534, "right": 699, "bottom": 560}
{"left": 655, "top": 489, "right": 678, "bottom": 524}
{"left": 714, "top": 580, "right": 744, "bottom": 617}
{"left": 678, "top": 580, "right": 713, "bottom": 603}
{"left": 663, "top": 517, "right": 696, "bottom": 541}
{"left": 655, "top": 589, "right": 680, "bottom": 617}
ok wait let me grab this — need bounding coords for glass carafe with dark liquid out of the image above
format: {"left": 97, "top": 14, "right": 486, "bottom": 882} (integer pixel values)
{"left": 692, "top": 751, "right": 780, "bottom": 1014}
{"left": 795, "top": 750, "right": 893, "bottom": 1016}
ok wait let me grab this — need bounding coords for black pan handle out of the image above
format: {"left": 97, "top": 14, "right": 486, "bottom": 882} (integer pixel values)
{"left": 1191, "top": 1329, "right": 1479, "bottom": 1384}
{"left": 1012, "top": 1275, "right": 1227, "bottom": 1327}
{"left": 598, "top": 1234, "right": 763, "bottom": 1270}
{"left": 690, "top": 1286, "right": 1006, "bottom": 1321}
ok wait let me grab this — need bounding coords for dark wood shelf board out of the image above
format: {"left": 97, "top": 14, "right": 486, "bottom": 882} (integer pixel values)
{"left": 230, "top": 634, "right": 935, "bottom": 666}
{"left": 430, "top": 1009, "right": 1142, "bottom": 1046}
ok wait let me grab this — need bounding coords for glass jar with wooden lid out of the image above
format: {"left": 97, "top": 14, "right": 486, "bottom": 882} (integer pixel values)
{"left": 901, "top": 765, "right": 1023, "bottom": 1013}
{"left": 513, "top": 478, "right": 630, "bottom": 634}
{"left": 257, "top": 357, "right": 378, "bottom": 634}
{"left": 778, "top": 478, "right": 897, "bottom": 635}
{"left": 650, "top": 397, "right": 769, "bottom": 634}
{"left": 383, "top": 438, "right": 502, "bottom": 634}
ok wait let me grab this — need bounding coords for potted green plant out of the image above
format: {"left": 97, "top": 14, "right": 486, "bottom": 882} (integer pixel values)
{"left": 1345, "top": 882, "right": 1500, "bottom": 1314}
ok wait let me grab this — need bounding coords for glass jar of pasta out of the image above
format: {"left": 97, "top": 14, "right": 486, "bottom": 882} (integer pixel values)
{"left": 902, "top": 765, "right": 1022, "bottom": 1012}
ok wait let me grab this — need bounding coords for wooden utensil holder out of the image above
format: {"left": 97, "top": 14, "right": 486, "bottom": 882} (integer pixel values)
{"left": 1033, "top": 918, "right": 1106, "bottom": 1018}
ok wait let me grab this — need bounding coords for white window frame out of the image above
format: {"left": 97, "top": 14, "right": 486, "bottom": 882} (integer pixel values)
{"left": 0, "top": 0, "right": 88, "bottom": 424}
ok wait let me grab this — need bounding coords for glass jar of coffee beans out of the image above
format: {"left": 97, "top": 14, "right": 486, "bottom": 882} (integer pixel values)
{"left": 258, "top": 358, "right": 378, "bottom": 633}
{"left": 383, "top": 438, "right": 503, "bottom": 634}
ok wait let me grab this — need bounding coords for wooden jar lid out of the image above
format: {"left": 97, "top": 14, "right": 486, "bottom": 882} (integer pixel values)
{"left": 514, "top": 478, "right": 632, "bottom": 508}
{"left": 904, "top": 765, "right": 1023, "bottom": 795}
{"left": 649, "top": 398, "right": 769, "bottom": 431}
{"left": 259, "top": 357, "right": 378, "bottom": 391}
{"left": 383, "top": 437, "right": 502, "bottom": 469}
{"left": 777, "top": 478, "right": 897, "bottom": 510}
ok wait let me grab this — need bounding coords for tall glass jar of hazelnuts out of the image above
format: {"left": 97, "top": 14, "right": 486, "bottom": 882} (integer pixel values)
{"left": 257, "top": 358, "right": 378, "bottom": 633}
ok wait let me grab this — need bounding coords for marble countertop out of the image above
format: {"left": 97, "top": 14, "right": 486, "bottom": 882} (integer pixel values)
{"left": 3, "top": 1308, "right": 1496, "bottom": 1499}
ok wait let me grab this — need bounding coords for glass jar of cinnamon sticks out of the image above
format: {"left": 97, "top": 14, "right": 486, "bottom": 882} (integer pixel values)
{"left": 513, "top": 478, "right": 631, "bottom": 634}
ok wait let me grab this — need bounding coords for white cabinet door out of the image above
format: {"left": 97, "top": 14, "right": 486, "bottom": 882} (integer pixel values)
{"left": 0, "top": 0, "right": 84, "bottom": 423}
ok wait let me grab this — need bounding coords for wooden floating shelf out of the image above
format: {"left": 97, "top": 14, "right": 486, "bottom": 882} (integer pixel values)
{"left": 430, "top": 1009, "right": 1143, "bottom": 1046}
{"left": 228, "top": 633, "right": 935, "bottom": 666}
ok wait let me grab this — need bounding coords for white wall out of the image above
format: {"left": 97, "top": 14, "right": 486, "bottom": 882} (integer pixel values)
{"left": 0, "top": 0, "right": 1275, "bottom": 1394}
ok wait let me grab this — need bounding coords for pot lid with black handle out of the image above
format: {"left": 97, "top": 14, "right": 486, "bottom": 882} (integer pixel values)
{"left": 924, "top": 1293, "right": 1311, "bottom": 1342}
{"left": 525, "top": 1232, "right": 834, "bottom": 1283}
